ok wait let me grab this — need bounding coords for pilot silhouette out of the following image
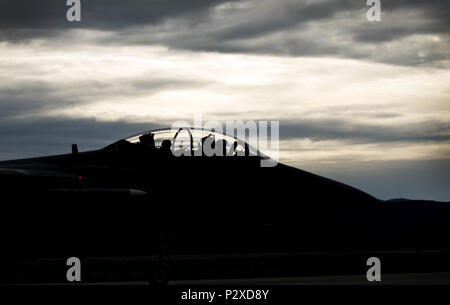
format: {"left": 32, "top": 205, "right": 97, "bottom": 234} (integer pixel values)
{"left": 139, "top": 133, "right": 156, "bottom": 152}
{"left": 160, "top": 139, "right": 172, "bottom": 155}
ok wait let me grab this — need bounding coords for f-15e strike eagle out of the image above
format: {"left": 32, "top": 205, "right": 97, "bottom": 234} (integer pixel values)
{"left": 0, "top": 127, "right": 449, "bottom": 284}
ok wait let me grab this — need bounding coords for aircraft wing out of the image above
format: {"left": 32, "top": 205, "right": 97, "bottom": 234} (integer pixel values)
{"left": 0, "top": 166, "right": 148, "bottom": 198}
{"left": 0, "top": 167, "right": 74, "bottom": 179}
{"left": 0, "top": 166, "right": 79, "bottom": 199}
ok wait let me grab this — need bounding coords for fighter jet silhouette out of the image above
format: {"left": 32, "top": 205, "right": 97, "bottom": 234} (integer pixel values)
{"left": 1, "top": 127, "right": 449, "bottom": 284}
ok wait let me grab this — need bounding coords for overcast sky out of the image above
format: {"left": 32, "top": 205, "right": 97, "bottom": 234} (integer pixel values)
{"left": 0, "top": 0, "right": 449, "bottom": 200}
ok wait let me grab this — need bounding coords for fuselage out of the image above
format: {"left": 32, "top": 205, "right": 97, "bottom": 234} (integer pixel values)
{"left": 1, "top": 131, "right": 449, "bottom": 283}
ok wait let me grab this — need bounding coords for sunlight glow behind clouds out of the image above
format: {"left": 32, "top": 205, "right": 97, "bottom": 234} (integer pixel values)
{"left": 1, "top": 40, "right": 449, "bottom": 165}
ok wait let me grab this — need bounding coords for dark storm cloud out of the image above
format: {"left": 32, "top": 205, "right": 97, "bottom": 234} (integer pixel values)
{"left": 351, "top": 0, "right": 450, "bottom": 42}
{"left": 279, "top": 119, "right": 450, "bottom": 144}
{"left": 0, "top": 0, "right": 233, "bottom": 42}
{"left": 211, "top": 0, "right": 356, "bottom": 41}
{"left": 0, "top": 0, "right": 230, "bottom": 29}
{"left": 3, "top": 0, "right": 446, "bottom": 39}
{"left": 1, "top": 0, "right": 449, "bottom": 66}
{"left": 0, "top": 77, "right": 207, "bottom": 119}
{"left": 0, "top": 81, "right": 78, "bottom": 118}
{"left": 212, "top": 0, "right": 448, "bottom": 42}
{"left": 0, "top": 117, "right": 162, "bottom": 160}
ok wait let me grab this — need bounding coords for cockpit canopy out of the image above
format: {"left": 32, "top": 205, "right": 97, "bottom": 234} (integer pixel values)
{"left": 107, "top": 127, "right": 267, "bottom": 158}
